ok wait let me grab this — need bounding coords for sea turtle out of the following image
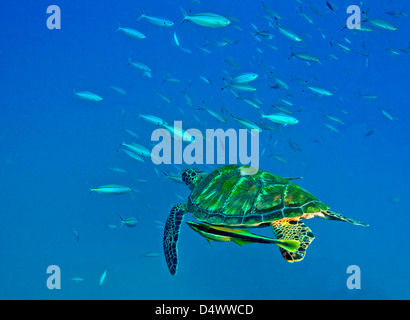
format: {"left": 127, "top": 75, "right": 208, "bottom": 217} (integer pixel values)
{"left": 163, "top": 164, "right": 368, "bottom": 275}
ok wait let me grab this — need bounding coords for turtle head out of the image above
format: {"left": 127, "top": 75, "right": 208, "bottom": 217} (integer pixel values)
{"left": 182, "top": 168, "right": 207, "bottom": 190}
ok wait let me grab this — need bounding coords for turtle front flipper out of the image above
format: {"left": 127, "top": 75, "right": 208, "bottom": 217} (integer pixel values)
{"left": 271, "top": 219, "right": 315, "bottom": 263}
{"left": 163, "top": 202, "right": 188, "bottom": 275}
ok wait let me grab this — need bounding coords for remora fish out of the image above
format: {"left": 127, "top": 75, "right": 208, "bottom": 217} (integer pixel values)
{"left": 181, "top": 8, "right": 231, "bottom": 28}
{"left": 138, "top": 9, "right": 174, "bottom": 27}
{"left": 186, "top": 221, "right": 299, "bottom": 252}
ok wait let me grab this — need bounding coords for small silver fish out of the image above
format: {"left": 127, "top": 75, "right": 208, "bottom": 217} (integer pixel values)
{"left": 138, "top": 9, "right": 174, "bottom": 27}
{"left": 139, "top": 114, "right": 166, "bottom": 126}
{"left": 110, "top": 86, "right": 127, "bottom": 95}
{"left": 89, "top": 184, "right": 132, "bottom": 195}
{"left": 118, "top": 215, "right": 138, "bottom": 228}
{"left": 379, "top": 108, "right": 398, "bottom": 121}
{"left": 181, "top": 9, "right": 231, "bottom": 28}
{"left": 324, "top": 123, "right": 339, "bottom": 133}
{"left": 99, "top": 269, "right": 108, "bottom": 286}
{"left": 275, "top": 23, "right": 302, "bottom": 42}
{"left": 162, "top": 171, "right": 184, "bottom": 184}
{"left": 116, "top": 27, "right": 145, "bottom": 39}
{"left": 225, "top": 83, "right": 257, "bottom": 92}
{"left": 75, "top": 91, "right": 103, "bottom": 102}
{"left": 139, "top": 252, "right": 161, "bottom": 258}
{"left": 231, "top": 73, "right": 259, "bottom": 84}
{"left": 259, "top": 112, "right": 299, "bottom": 126}
{"left": 198, "top": 106, "right": 226, "bottom": 123}
{"left": 289, "top": 52, "right": 320, "bottom": 62}
{"left": 307, "top": 86, "right": 333, "bottom": 96}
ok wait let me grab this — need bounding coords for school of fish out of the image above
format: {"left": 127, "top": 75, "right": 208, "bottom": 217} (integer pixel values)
{"left": 73, "top": 1, "right": 407, "bottom": 285}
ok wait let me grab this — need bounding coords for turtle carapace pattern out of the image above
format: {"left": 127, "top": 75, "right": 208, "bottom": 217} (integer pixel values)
{"left": 163, "top": 165, "right": 368, "bottom": 275}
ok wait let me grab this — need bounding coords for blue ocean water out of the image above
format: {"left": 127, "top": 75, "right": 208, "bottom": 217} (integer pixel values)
{"left": 0, "top": 0, "right": 409, "bottom": 300}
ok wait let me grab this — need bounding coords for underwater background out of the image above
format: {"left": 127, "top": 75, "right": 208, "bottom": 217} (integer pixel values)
{"left": 0, "top": 0, "right": 409, "bottom": 300}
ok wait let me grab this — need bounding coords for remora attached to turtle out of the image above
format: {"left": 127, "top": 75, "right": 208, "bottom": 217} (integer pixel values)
{"left": 163, "top": 165, "right": 368, "bottom": 275}
{"left": 186, "top": 221, "right": 299, "bottom": 252}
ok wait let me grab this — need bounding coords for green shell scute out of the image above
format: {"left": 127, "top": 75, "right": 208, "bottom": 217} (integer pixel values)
{"left": 188, "top": 165, "right": 330, "bottom": 226}
{"left": 223, "top": 176, "right": 261, "bottom": 216}
{"left": 283, "top": 207, "right": 304, "bottom": 218}
{"left": 302, "top": 200, "right": 329, "bottom": 213}
{"left": 284, "top": 183, "right": 318, "bottom": 207}
{"left": 191, "top": 168, "right": 236, "bottom": 212}
{"left": 254, "top": 184, "right": 284, "bottom": 213}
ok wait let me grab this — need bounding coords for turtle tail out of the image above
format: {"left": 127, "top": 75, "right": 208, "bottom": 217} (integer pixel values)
{"left": 163, "top": 202, "right": 188, "bottom": 275}
{"left": 321, "top": 210, "right": 369, "bottom": 227}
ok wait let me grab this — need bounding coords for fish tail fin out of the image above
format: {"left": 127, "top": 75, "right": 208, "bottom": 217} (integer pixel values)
{"left": 138, "top": 8, "right": 145, "bottom": 21}
{"left": 87, "top": 184, "right": 93, "bottom": 193}
{"left": 272, "top": 239, "right": 300, "bottom": 252}
{"left": 257, "top": 109, "right": 265, "bottom": 122}
{"left": 180, "top": 7, "right": 187, "bottom": 18}
{"left": 127, "top": 56, "right": 133, "bottom": 67}
{"left": 180, "top": 7, "right": 188, "bottom": 25}
{"left": 288, "top": 47, "right": 295, "bottom": 60}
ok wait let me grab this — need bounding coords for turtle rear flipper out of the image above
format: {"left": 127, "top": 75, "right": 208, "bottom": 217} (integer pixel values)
{"left": 321, "top": 210, "right": 369, "bottom": 227}
{"left": 271, "top": 219, "right": 315, "bottom": 263}
{"left": 163, "top": 202, "right": 188, "bottom": 275}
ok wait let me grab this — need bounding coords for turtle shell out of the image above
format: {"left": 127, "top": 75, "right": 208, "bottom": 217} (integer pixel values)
{"left": 188, "top": 165, "right": 329, "bottom": 227}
